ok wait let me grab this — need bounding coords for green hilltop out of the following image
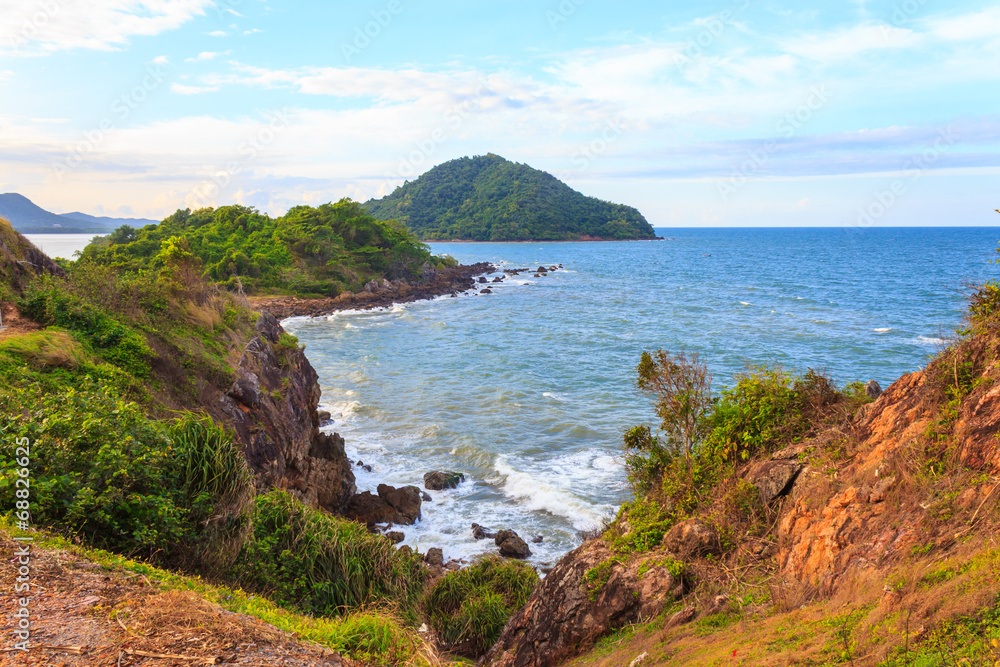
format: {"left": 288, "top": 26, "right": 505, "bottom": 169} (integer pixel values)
{"left": 363, "top": 154, "right": 657, "bottom": 241}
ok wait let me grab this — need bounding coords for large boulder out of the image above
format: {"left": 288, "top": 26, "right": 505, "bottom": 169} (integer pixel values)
{"left": 748, "top": 460, "right": 803, "bottom": 504}
{"left": 424, "top": 471, "right": 465, "bottom": 490}
{"left": 661, "top": 519, "right": 721, "bottom": 558}
{"left": 495, "top": 530, "right": 531, "bottom": 559}
{"left": 864, "top": 380, "right": 883, "bottom": 399}
{"left": 483, "top": 540, "right": 682, "bottom": 667}
{"left": 342, "top": 484, "right": 422, "bottom": 526}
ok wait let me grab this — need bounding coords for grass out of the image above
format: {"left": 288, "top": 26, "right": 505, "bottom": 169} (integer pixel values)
{"left": 424, "top": 554, "right": 538, "bottom": 658}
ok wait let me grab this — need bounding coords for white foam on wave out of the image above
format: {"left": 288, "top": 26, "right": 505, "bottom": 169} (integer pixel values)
{"left": 917, "top": 335, "right": 948, "bottom": 346}
{"left": 739, "top": 301, "right": 752, "bottom": 306}
{"left": 874, "top": 327, "right": 892, "bottom": 334}
{"left": 492, "top": 456, "right": 615, "bottom": 531}
{"left": 542, "top": 391, "right": 567, "bottom": 402}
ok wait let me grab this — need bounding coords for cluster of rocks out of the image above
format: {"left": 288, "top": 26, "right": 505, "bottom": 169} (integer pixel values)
{"left": 471, "top": 524, "right": 541, "bottom": 559}
{"left": 252, "top": 262, "right": 496, "bottom": 318}
{"left": 501, "top": 264, "right": 563, "bottom": 279}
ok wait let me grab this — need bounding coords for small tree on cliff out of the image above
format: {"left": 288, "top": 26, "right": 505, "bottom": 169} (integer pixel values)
{"left": 635, "top": 349, "right": 712, "bottom": 461}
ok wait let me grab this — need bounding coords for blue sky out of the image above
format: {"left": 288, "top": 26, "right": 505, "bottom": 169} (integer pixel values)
{"left": 1, "top": 0, "right": 998, "bottom": 226}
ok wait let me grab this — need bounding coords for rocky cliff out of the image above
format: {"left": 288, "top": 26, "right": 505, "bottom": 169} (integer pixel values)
{"left": 208, "top": 311, "right": 357, "bottom": 514}
{"left": 485, "top": 327, "right": 1000, "bottom": 666}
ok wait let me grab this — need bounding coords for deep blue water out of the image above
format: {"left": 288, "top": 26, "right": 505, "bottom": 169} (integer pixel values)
{"left": 282, "top": 227, "right": 1000, "bottom": 566}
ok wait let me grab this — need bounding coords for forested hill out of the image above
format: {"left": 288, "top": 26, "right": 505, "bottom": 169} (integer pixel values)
{"left": 363, "top": 154, "right": 657, "bottom": 241}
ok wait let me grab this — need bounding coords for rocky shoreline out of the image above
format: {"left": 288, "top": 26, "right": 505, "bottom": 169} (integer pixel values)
{"left": 249, "top": 261, "right": 497, "bottom": 319}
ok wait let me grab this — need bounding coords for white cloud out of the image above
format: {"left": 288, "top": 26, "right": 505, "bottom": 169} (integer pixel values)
{"left": 243, "top": 28, "right": 262, "bottom": 36}
{"left": 923, "top": 6, "right": 1000, "bottom": 42}
{"left": 151, "top": 55, "right": 169, "bottom": 65}
{"left": 0, "top": 0, "right": 214, "bottom": 56}
{"left": 207, "top": 30, "right": 227, "bottom": 37}
{"left": 780, "top": 23, "right": 921, "bottom": 61}
{"left": 0, "top": 70, "right": 12, "bottom": 81}
{"left": 170, "top": 83, "right": 219, "bottom": 95}
{"left": 185, "top": 50, "right": 228, "bottom": 63}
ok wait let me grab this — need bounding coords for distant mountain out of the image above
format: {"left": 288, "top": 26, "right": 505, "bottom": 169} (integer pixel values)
{"left": 0, "top": 193, "right": 158, "bottom": 234}
{"left": 363, "top": 154, "right": 657, "bottom": 241}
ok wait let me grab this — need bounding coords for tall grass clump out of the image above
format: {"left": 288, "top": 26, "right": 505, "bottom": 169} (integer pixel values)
{"left": 234, "top": 490, "right": 426, "bottom": 618}
{"left": 424, "top": 555, "right": 539, "bottom": 658}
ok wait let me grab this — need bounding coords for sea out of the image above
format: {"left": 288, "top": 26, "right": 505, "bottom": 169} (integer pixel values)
{"left": 280, "top": 227, "right": 1000, "bottom": 568}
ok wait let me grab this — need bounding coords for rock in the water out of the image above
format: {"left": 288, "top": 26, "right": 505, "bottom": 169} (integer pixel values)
{"left": 480, "top": 288, "right": 493, "bottom": 294}
{"left": 536, "top": 266, "right": 548, "bottom": 273}
{"left": 865, "top": 380, "right": 883, "bottom": 399}
{"left": 532, "top": 535, "right": 544, "bottom": 544}
{"left": 492, "top": 276, "right": 503, "bottom": 283}
{"left": 425, "top": 547, "right": 444, "bottom": 567}
{"left": 748, "top": 460, "right": 804, "bottom": 504}
{"left": 478, "top": 276, "right": 488, "bottom": 283}
{"left": 499, "top": 535, "right": 532, "bottom": 559}
{"left": 343, "top": 484, "right": 422, "bottom": 526}
{"left": 317, "top": 410, "right": 332, "bottom": 426}
{"left": 424, "top": 471, "right": 465, "bottom": 490}
{"left": 378, "top": 484, "right": 422, "bottom": 523}
{"left": 495, "top": 530, "right": 531, "bottom": 558}
{"left": 661, "top": 519, "right": 721, "bottom": 558}
{"left": 472, "top": 523, "right": 495, "bottom": 540}
{"left": 421, "top": 491, "right": 432, "bottom": 502}
{"left": 385, "top": 531, "right": 405, "bottom": 544}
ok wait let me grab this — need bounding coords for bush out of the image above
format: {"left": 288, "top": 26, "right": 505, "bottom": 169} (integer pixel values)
{"left": 424, "top": 555, "right": 539, "bottom": 658}
{"left": 234, "top": 490, "right": 426, "bottom": 617}
{"left": 0, "top": 382, "right": 250, "bottom": 562}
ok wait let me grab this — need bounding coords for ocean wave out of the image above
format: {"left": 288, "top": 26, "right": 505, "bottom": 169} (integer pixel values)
{"left": 542, "top": 391, "right": 567, "bottom": 402}
{"left": 739, "top": 301, "right": 752, "bottom": 306}
{"left": 917, "top": 335, "right": 948, "bottom": 346}
{"left": 493, "top": 456, "right": 615, "bottom": 531}
{"left": 874, "top": 327, "right": 892, "bottom": 333}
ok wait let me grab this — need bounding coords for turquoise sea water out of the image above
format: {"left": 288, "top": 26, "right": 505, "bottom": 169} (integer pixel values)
{"left": 285, "top": 227, "right": 999, "bottom": 567}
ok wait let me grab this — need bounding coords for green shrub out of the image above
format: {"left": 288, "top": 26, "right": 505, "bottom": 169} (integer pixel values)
{"left": 0, "top": 381, "right": 248, "bottom": 562}
{"left": 424, "top": 555, "right": 539, "bottom": 658}
{"left": 234, "top": 490, "right": 426, "bottom": 617}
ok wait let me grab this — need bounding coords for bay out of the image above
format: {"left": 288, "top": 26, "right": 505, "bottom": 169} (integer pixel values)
{"left": 283, "top": 226, "right": 1000, "bottom": 566}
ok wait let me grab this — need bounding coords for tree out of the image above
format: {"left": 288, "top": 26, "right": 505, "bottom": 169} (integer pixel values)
{"left": 636, "top": 349, "right": 712, "bottom": 460}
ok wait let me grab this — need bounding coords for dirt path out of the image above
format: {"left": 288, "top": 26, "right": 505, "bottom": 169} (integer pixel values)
{"left": 0, "top": 534, "right": 352, "bottom": 667}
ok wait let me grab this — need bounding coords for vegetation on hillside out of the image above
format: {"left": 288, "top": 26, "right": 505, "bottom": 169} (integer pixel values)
{"left": 0, "top": 216, "right": 430, "bottom": 664}
{"left": 364, "top": 153, "right": 657, "bottom": 241}
{"left": 80, "top": 199, "right": 444, "bottom": 297}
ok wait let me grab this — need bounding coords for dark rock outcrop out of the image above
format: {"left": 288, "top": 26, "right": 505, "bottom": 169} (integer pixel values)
{"left": 748, "top": 460, "right": 803, "bottom": 504}
{"left": 424, "top": 471, "right": 465, "bottom": 490}
{"left": 342, "top": 484, "right": 422, "bottom": 526}
{"left": 495, "top": 530, "right": 531, "bottom": 559}
{"left": 214, "top": 312, "right": 356, "bottom": 514}
{"left": 425, "top": 547, "right": 444, "bottom": 567}
{"left": 251, "top": 263, "right": 496, "bottom": 319}
{"left": 472, "top": 523, "right": 495, "bottom": 540}
{"left": 865, "top": 379, "right": 883, "bottom": 399}
{"left": 483, "top": 540, "right": 682, "bottom": 667}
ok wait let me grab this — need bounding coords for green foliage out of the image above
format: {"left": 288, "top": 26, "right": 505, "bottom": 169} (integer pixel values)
{"left": 234, "top": 490, "right": 426, "bottom": 618}
{"left": 424, "top": 554, "right": 539, "bottom": 658}
{"left": 606, "top": 497, "right": 677, "bottom": 555}
{"left": 363, "top": 153, "right": 656, "bottom": 241}
{"left": 0, "top": 382, "right": 250, "bottom": 562}
{"left": 584, "top": 557, "right": 623, "bottom": 600}
{"left": 81, "top": 199, "right": 440, "bottom": 296}
{"left": 636, "top": 349, "right": 712, "bottom": 461}
{"left": 622, "top": 425, "right": 666, "bottom": 494}
{"left": 702, "top": 367, "right": 840, "bottom": 462}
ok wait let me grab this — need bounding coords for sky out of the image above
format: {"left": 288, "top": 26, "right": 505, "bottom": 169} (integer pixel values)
{"left": 0, "top": 0, "right": 998, "bottom": 227}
